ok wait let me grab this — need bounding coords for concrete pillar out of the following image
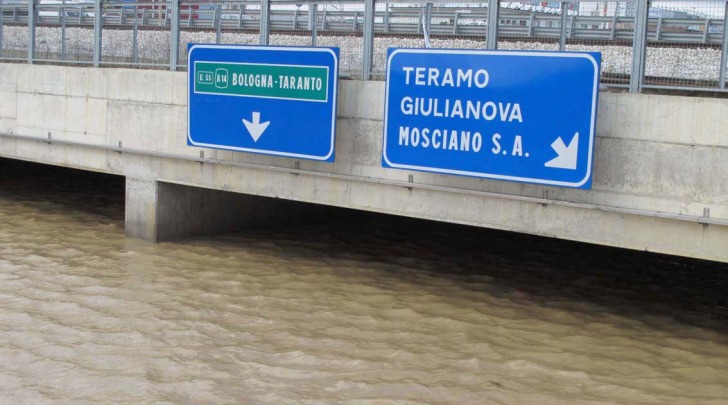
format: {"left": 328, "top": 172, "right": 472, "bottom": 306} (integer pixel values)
{"left": 125, "top": 178, "right": 322, "bottom": 242}
{"left": 125, "top": 179, "right": 159, "bottom": 241}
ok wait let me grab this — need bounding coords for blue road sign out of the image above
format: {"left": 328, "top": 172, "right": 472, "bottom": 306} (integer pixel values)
{"left": 383, "top": 48, "right": 600, "bottom": 189}
{"left": 188, "top": 45, "right": 339, "bottom": 162}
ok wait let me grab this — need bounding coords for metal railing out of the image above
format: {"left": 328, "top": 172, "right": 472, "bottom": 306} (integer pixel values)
{"left": 1, "top": 0, "right": 727, "bottom": 92}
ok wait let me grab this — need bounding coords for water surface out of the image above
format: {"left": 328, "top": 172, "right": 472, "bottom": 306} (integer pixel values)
{"left": 1, "top": 159, "right": 727, "bottom": 404}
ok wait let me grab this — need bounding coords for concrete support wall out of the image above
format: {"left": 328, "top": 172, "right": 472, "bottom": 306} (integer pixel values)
{"left": 0, "top": 64, "right": 726, "bottom": 261}
{"left": 125, "top": 178, "right": 324, "bottom": 242}
{"left": 125, "top": 179, "right": 160, "bottom": 241}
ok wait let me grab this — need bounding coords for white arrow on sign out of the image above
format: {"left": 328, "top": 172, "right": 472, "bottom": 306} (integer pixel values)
{"left": 242, "top": 112, "right": 270, "bottom": 142}
{"left": 545, "top": 132, "right": 579, "bottom": 170}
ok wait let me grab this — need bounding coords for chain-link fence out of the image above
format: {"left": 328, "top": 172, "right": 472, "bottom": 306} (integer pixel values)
{"left": 1, "top": 0, "right": 31, "bottom": 61}
{"left": 33, "top": 2, "right": 91, "bottom": 63}
{"left": 177, "top": 1, "right": 260, "bottom": 69}
{"left": 563, "top": 1, "right": 635, "bottom": 88}
{"left": 266, "top": 2, "right": 366, "bottom": 77}
{"left": 0, "top": 0, "right": 726, "bottom": 92}
{"left": 100, "top": 1, "right": 170, "bottom": 66}
{"left": 0, "top": 0, "right": 35, "bottom": 61}
{"left": 370, "top": 2, "right": 491, "bottom": 78}
{"left": 644, "top": 1, "right": 726, "bottom": 89}
{"left": 372, "top": 2, "right": 431, "bottom": 78}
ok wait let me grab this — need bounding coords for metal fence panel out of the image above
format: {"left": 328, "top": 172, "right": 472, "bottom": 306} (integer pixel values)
{"left": 371, "top": 2, "right": 493, "bottom": 78}
{"left": 497, "top": 3, "right": 560, "bottom": 51}
{"left": 1, "top": 1, "right": 30, "bottom": 61}
{"left": 177, "top": 1, "right": 260, "bottom": 70}
{"left": 644, "top": 0, "right": 726, "bottom": 90}
{"left": 30, "top": 1, "right": 95, "bottom": 64}
{"left": 99, "top": 1, "right": 171, "bottom": 67}
{"left": 371, "top": 1, "right": 431, "bottom": 78}
{"left": 267, "top": 3, "right": 317, "bottom": 48}
{"left": 101, "top": 3, "right": 149, "bottom": 65}
{"left": 0, "top": 0, "right": 726, "bottom": 93}
{"left": 272, "top": 1, "right": 366, "bottom": 78}
{"left": 566, "top": 1, "right": 636, "bottom": 88}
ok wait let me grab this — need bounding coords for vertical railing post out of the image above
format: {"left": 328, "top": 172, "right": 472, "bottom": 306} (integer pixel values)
{"left": 719, "top": 1, "right": 728, "bottom": 90}
{"left": 417, "top": 10, "right": 422, "bottom": 34}
{"left": 215, "top": 4, "right": 221, "bottom": 44}
{"left": 527, "top": 12, "right": 534, "bottom": 37}
{"left": 384, "top": 7, "right": 389, "bottom": 33}
{"left": 170, "top": 0, "right": 179, "bottom": 70}
{"left": 28, "top": 0, "right": 35, "bottom": 64}
{"left": 132, "top": 18, "right": 138, "bottom": 64}
{"left": 259, "top": 0, "right": 270, "bottom": 45}
{"left": 569, "top": 13, "right": 574, "bottom": 39}
{"left": 309, "top": 3, "right": 317, "bottom": 46}
{"left": 630, "top": 0, "right": 649, "bottom": 93}
{"left": 157, "top": 0, "right": 162, "bottom": 27}
{"left": 559, "top": 1, "right": 568, "bottom": 51}
{"left": 423, "top": 3, "right": 432, "bottom": 48}
{"left": 362, "top": 0, "right": 375, "bottom": 79}
{"left": 424, "top": 2, "right": 432, "bottom": 33}
{"left": 61, "top": 7, "right": 66, "bottom": 61}
{"left": 93, "top": 0, "right": 102, "bottom": 67}
{"left": 486, "top": 0, "right": 499, "bottom": 49}
{"left": 1, "top": 5, "right": 5, "bottom": 59}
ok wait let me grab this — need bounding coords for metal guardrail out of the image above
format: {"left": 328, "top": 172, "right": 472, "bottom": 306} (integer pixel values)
{"left": 2, "top": 2, "right": 724, "bottom": 43}
{"left": 0, "top": 0, "right": 727, "bottom": 93}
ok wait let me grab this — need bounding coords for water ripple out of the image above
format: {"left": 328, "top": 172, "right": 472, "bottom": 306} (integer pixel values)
{"left": 0, "top": 159, "right": 727, "bottom": 404}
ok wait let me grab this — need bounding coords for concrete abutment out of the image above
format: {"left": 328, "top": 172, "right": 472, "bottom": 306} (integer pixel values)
{"left": 0, "top": 64, "right": 726, "bottom": 261}
{"left": 125, "top": 178, "right": 325, "bottom": 242}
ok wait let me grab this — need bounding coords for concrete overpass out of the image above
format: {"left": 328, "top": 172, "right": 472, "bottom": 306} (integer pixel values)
{"left": 0, "top": 63, "right": 726, "bottom": 262}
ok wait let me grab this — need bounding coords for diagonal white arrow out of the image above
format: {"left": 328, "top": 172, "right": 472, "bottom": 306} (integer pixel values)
{"left": 545, "top": 132, "right": 579, "bottom": 170}
{"left": 242, "top": 112, "right": 270, "bottom": 142}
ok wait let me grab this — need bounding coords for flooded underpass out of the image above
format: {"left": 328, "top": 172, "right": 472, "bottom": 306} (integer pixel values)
{"left": 0, "top": 158, "right": 726, "bottom": 404}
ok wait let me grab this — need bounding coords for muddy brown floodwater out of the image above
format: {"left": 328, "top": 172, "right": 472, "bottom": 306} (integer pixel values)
{"left": 0, "top": 158, "right": 727, "bottom": 404}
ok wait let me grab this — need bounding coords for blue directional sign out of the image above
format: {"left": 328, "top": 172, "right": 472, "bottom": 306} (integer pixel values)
{"left": 383, "top": 48, "right": 600, "bottom": 188}
{"left": 188, "top": 45, "right": 339, "bottom": 162}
